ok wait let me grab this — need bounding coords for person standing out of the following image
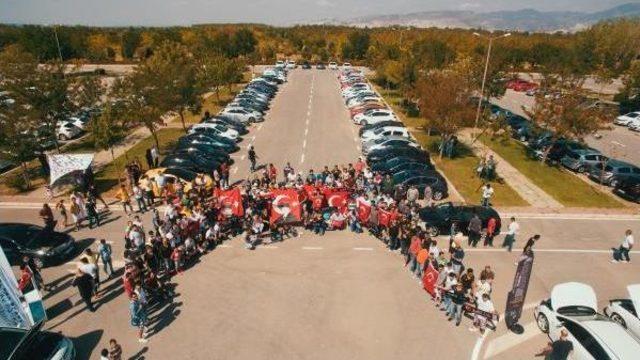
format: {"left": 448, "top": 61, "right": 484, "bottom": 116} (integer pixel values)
{"left": 72, "top": 268, "right": 95, "bottom": 312}
{"left": 129, "top": 293, "right": 148, "bottom": 343}
{"left": 145, "top": 148, "right": 154, "bottom": 170}
{"left": 116, "top": 184, "right": 133, "bottom": 214}
{"left": 150, "top": 145, "right": 159, "bottom": 168}
{"left": 248, "top": 145, "right": 258, "bottom": 173}
{"left": 535, "top": 329, "right": 573, "bottom": 359}
{"left": 406, "top": 185, "right": 419, "bottom": 205}
{"left": 86, "top": 196, "right": 100, "bottom": 229}
{"left": 502, "top": 217, "right": 519, "bottom": 252}
{"left": 55, "top": 200, "right": 69, "bottom": 228}
{"left": 88, "top": 184, "right": 110, "bottom": 211}
{"left": 613, "top": 229, "right": 634, "bottom": 263}
{"left": 446, "top": 283, "right": 467, "bottom": 326}
{"left": 98, "top": 239, "right": 115, "bottom": 279}
{"left": 467, "top": 214, "right": 482, "bottom": 247}
{"left": 69, "top": 199, "right": 82, "bottom": 231}
{"left": 132, "top": 184, "right": 147, "bottom": 213}
{"left": 523, "top": 234, "right": 541, "bottom": 255}
{"left": 39, "top": 203, "right": 56, "bottom": 233}
{"left": 108, "top": 339, "right": 123, "bottom": 360}
{"left": 484, "top": 217, "right": 497, "bottom": 247}
{"left": 481, "top": 183, "right": 494, "bottom": 207}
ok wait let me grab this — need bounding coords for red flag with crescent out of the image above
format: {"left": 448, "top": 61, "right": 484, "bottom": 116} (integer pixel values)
{"left": 356, "top": 197, "right": 371, "bottom": 223}
{"left": 378, "top": 207, "right": 391, "bottom": 227}
{"left": 218, "top": 188, "right": 244, "bottom": 217}
{"left": 270, "top": 189, "right": 302, "bottom": 224}
{"left": 327, "top": 191, "right": 349, "bottom": 212}
{"left": 422, "top": 262, "right": 439, "bottom": 298}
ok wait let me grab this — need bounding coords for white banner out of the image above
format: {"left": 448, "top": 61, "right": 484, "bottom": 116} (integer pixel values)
{"left": 0, "top": 247, "right": 31, "bottom": 328}
{"left": 48, "top": 153, "right": 94, "bottom": 186}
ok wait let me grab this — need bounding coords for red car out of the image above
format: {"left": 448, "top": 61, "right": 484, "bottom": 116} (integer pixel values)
{"left": 350, "top": 103, "right": 387, "bottom": 118}
{"left": 506, "top": 79, "right": 538, "bottom": 92}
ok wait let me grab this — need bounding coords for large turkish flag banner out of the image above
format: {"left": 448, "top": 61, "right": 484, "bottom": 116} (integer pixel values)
{"left": 378, "top": 208, "right": 392, "bottom": 227}
{"left": 326, "top": 191, "right": 350, "bottom": 212}
{"left": 270, "top": 189, "right": 302, "bottom": 225}
{"left": 219, "top": 188, "right": 244, "bottom": 217}
{"left": 422, "top": 263, "right": 439, "bottom": 298}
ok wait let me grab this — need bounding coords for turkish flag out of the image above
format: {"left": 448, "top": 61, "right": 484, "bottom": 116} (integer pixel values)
{"left": 356, "top": 197, "right": 371, "bottom": 223}
{"left": 312, "top": 194, "right": 324, "bottom": 211}
{"left": 422, "top": 262, "right": 440, "bottom": 298}
{"left": 270, "top": 189, "right": 302, "bottom": 225}
{"left": 378, "top": 208, "right": 392, "bottom": 227}
{"left": 303, "top": 184, "right": 317, "bottom": 199}
{"left": 219, "top": 188, "right": 244, "bottom": 217}
{"left": 326, "top": 191, "right": 350, "bottom": 212}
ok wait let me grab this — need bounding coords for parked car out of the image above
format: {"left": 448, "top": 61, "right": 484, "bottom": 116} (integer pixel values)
{"left": 614, "top": 111, "right": 640, "bottom": 126}
{"left": 68, "top": 116, "right": 90, "bottom": 131}
{"left": 604, "top": 284, "right": 640, "bottom": 341}
{"left": 189, "top": 123, "right": 239, "bottom": 142}
{"left": 174, "top": 146, "right": 232, "bottom": 165}
{"left": 358, "top": 120, "right": 404, "bottom": 136}
{"left": 366, "top": 146, "right": 429, "bottom": 164}
{"left": 178, "top": 135, "right": 238, "bottom": 154}
{"left": 203, "top": 117, "right": 248, "bottom": 135}
{"left": 534, "top": 282, "right": 640, "bottom": 360}
{"left": 560, "top": 149, "right": 608, "bottom": 173}
{"left": 369, "top": 156, "right": 426, "bottom": 172}
{"left": 353, "top": 109, "right": 396, "bottom": 126}
{"left": 160, "top": 154, "right": 220, "bottom": 174}
{"left": 417, "top": 202, "right": 501, "bottom": 237}
{"left": 613, "top": 178, "right": 640, "bottom": 203}
{"left": 361, "top": 126, "right": 410, "bottom": 143}
{"left": 219, "top": 108, "right": 262, "bottom": 124}
{"left": 386, "top": 161, "right": 434, "bottom": 175}
{"left": 542, "top": 140, "right": 595, "bottom": 163}
{"left": 362, "top": 136, "right": 419, "bottom": 155}
{"left": 506, "top": 79, "right": 538, "bottom": 92}
{"left": 587, "top": 159, "right": 640, "bottom": 187}
{"left": 301, "top": 61, "right": 311, "bottom": 69}
{"left": 0, "top": 223, "right": 75, "bottom": 267}
{"left": 328, "top": 62, "right": 338, "bottom": 70}
{"left": 1, "top": 321, "right": 76, "bottom": 360}
{"left": 628, "top": 119, "right": 640, "bottom": 132}
{"left": 56, "top": 121, "right": 83, "bottom": 141}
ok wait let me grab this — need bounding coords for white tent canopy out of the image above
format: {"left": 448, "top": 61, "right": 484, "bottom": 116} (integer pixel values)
{"left": 48, "top": 153, "right": 94, "bottom": 186}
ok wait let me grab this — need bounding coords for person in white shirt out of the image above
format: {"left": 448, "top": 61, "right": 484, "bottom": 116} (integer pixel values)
{"left": 502, "top": 217, "right": 519, "bottom": 252}
{"left": 613, "top": 229, "right": 634, "bottom": 263}
{"left": 440, "top": 272, "right": 458, "bottom": 311}
{"left": 471, "top": 293, "right": 497, "bottom": 333}
{"left": 474, "top": 278, "right": 492, "bottom": 300}
{"left": 481, "top": 183, "right": 494, "bottom": 207}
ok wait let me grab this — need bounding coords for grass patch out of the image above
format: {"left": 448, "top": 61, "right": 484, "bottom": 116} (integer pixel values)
{"left": 370, "top": 84, "right": 424, "bottom": 129}
{"left": 480, "top": 135, "right": 624, "bottom": 208}
{"left": 412, "top": 132, "right": 528, "bottom": 207}
{"left": 95, "top": 128, "right": 184, "bottom": 195}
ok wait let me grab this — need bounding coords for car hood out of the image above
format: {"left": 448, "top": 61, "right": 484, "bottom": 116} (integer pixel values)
{"left": 627, "top": 284, "right": 640, "bottom": 314}
{"left": 551, "top": 282, "right": 597, "bottom": 312}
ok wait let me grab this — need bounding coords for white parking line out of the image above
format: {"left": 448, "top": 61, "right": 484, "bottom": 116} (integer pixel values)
{"left": 302, "top": 139, "right": 307, "bottom": 148}
{"left": 232, "top": 167, "right": 238, "bottom": 174}
{"left": 302, "top": 246, "right": 323, "bottom": 250}
{"left": 240, "top": 155, "right": 246, "bottom": 160}
{"left": 217, "top": 244, "right": 233, "bottom": 248}
{"left": 305, "top": 128, "right": 308, "bottom": 136}
{"left": 483, "top": 322, "right": 541, "bottom": 359}
{"left": 300, "top": 153, "right": 305, "bottom": 163}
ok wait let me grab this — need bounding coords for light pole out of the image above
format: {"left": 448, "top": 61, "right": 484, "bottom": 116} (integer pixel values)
{"left": 472, "top": 32, "right": 511, "bottom": 134}
{"left": 52, "top": 25, "right": 63, "bottom": 62}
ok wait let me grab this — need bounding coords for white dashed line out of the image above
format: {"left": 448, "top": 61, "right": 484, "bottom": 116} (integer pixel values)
{"left": 302, "top": 246, "right": 323, "bottom": 250}
{"left": 307, "top": 110, "right": 311, "bottom": 117}
{"left": 300, "top": 153, "right": 305, "bottom": 163}
{"left": 232, "top": 167, "right": 238, "bottom": 174}
{"left": 353, "top": 247, "right": 374, "bottom": 251}
{"left": 218, "top": 244, "right": 233, "bottom": 248}
{"left": 302, "top": 139, "right": 307, "bottom": 149}
{"left": 240, "top": 155, "right": 246, "bottom": 160}
{"left": 465, "top": 248, "right": 640, "bottom": 254}
{"left": 305, "top": 128, "right": 308, "bottom": 136}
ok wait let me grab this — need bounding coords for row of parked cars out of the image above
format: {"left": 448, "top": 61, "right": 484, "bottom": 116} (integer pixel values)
{"left": 275, "top": 59, "right": 348, "bottom": 71}
{"left": 485, "top": 100, "right": 640, "bottom": 203}
{"left": 143, "top": 71, "right": 282, "bottom": 188}
{"left": 535, "top": 282, "right": 640, "bottom": 360}
{"left": 614, "top": 111, "right": 640, "bottom": 132}
{"left": 338, "top": 69, "right": 449, "bottom": 202}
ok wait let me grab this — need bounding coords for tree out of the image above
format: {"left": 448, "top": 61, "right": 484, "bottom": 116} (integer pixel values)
{"left": 121, "top": 28, "right": 142, "bottom": 59}
{"left": 0, "top": 95, "right": 39, "bottom": 189}
{"left": 342, "top": 31, "right": 370, "bottom": 60}
{"left": 414, "top": 63, "right": 476, "bottom": 158}
{"left": 231, "top": 28, "right": 257, "bottom": 57}
{"left": 91, "top": 102, "right": 123, "bottom": 165}
{"left": 524, "top": 74, "right": 612, "bottom": 162}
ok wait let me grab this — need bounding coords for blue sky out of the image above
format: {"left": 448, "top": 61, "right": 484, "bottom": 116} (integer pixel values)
{"left": 0, "top": 0, "right": 635, "bottom": 26}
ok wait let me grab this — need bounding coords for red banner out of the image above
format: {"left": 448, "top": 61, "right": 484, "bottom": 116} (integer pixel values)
{"left": 270, "top": 189, "right": 302, "bottom": 224}
{"left": 378, "top": 208, "right": 391, "bottom": 227}
{"left": 326, "top": 191, "right": 350, "bottom": 212}
{"left": 218, "top": 188, "right": 244, "bottom": 217}
{"left": 422, "top": 263, "right": 439, "bottom": 298}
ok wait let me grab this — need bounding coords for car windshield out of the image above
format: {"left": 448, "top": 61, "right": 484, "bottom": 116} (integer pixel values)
{"left": 0, "top": 224, "right": 45, "bottom": 247}
{"left": 0, "top": 328, "right": 27, "bottom": 360}
{"left": 556, "top": 305, "right": 597, "bottom": 317}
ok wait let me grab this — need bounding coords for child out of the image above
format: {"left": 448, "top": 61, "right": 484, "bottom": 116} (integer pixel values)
{"left": 171, "top": 246, "right": 184, "bottom": 274}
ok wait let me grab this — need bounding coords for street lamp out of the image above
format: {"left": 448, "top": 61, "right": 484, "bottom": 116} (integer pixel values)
{"left": 472, "top": 32, "right": 511, "bottom": 133}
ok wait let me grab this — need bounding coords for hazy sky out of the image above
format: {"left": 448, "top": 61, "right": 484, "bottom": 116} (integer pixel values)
{"left": 0, "top": 0, "right": 635, "bottom": 26}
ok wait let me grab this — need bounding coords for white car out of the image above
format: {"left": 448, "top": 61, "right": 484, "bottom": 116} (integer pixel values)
{"left": 341, "top": 63, "right": 352, "bottom": 70}
{"left": 56, "top": 121, "right": 83, "bottom": 141}
{"left": 189, "top": 123, "right": 239, "bottom": 141}
{"left": 328, "top": 62, "right": 338, "bottom": 70}
{"left": 275, "top": 60, "right": 285, "bottom": 69}
{"left": 604, "top": 284, "right": 640, "bottom": 341}
{"left": 362, "top": 137, "right": 419, "bottom": 155}
{"left": 614, "top": 112, "right": 640, "bottom": 126}
{"left": 534, "top": 282, "right": 640, "bottom": 360}
{"left": 286, "top": 61, "right": 296, "bottom": 69}
{"left": 68, "top": 116, "right": 89, "bottom": 130}
{"left": 627, "top": 118, "right": 640, "bottom": 132}
{"left": 361, "top": 126, "right": 410, "bottom": 143}
{"left": 353, "top": 109, "right": 395, "bottom": 126}
{"left": 220, "top": 107, "right": 263, "bottom": 124}
{"left": 347, "top": 96, "right": 382, "bottom": 109}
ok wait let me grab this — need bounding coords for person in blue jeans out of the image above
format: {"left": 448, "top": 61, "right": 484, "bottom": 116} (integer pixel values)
{"left": 312, "top": 212, "right": 326, "bottom": 235}
{"left": 348, "top": 210, "right": 362, "bottom": 233}
{"left": 447, "top": 284, "right": 467, "bottom": 326}
{"left": 97, "top": 239, "right": 114, "bottom": 279}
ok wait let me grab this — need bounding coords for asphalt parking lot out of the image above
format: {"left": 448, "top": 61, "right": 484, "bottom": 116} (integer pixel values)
{"left": 2, "top": 69, "right": 640, "bottom": 359}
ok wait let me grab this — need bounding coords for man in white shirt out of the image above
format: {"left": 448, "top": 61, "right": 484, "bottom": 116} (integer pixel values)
{"left": 481, "top": 183, "right": 494, "bottom": 207}
{"left": 471, "top": 293, "right": 497, "bottom": 334}
{"left": 502, "top": 217, "right": 519, "bottom": 252}
{"left": 613, "top": 229, "right": 634, "bottom": 263}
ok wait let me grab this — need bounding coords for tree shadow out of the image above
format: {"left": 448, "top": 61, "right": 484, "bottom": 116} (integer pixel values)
{"left": 127, "top": 346, "right": 149, "bottom": 360}
{"left": 72, "top": 329, "right": 104, "bottom": 360}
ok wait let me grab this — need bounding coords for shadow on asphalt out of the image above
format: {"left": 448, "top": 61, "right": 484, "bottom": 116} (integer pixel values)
{"left": 72, "top": 329, "right": 104, "bottom": 359}
{"left": 42, "top": 272, "right": 74, "bottom": 301}
{"left": 127, "top": 346, "right": 149, "bottom": 360}
{"left": 147, "top": 300, "right": 182, "bottom": 337}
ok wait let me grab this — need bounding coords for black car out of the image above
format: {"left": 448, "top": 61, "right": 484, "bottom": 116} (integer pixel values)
{"left": 178, "top": 137, "right": 237, "bottom": 154}
{"left": 386, "top": 161, "right": 434, "bottom": 174}
{"left": 302, "top": 61, "right": 312, "bottom": 69}
{"left": 614, "top": 178, "right": 640, "bottom": 203}
{"left": 1, "top": 321, "right": 75, "bottom": 360}
{"left": 366, "top": 146, "right": 429, "bottom": 164}
{"left": 181, "top": 133, "right": 239, "bottom": 152}
{"left": 0, "top": 223, "right": 75, "bottom": 267}
{"left": 175, "top": 143, "right": 232, "bottom": 163}
{"left": 418, "top": 202, "right": 502, "bottom": 237}
{"left": 203, "top": 118, "right": 248, "bottom": 135}
{"left": 395, "top": 173, "right": 448, "bottom": 201}
{"left": 392, "top": 169, "right": 439, "bottom": 185}
{"left": 316, "top": 63, "right": 326, "bottom": 70}
{"left": 173, "top": 147, "right": 231, "bottom": 165}
{"left": 370, "top": 156, "right": 424, "bottom": 172}
{"left": 161, "top": 154, "right": 220, "bottom": 174}
{"left": 358, "top": 120, "right": 404, "bottom": 136}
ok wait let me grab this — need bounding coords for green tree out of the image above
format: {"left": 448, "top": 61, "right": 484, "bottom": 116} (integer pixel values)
{"left": 342, "top": 31, "right": 370, "bottom": 60}
{"left": 121, "top": 28, "right": 142, "bottom": 59}
{"left": 232, "top": 28, "right": 257, "bottom": 57}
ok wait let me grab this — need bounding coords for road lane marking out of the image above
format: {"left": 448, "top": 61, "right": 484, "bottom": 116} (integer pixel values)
{"left": 302, "top": 139, "right": 307, "bottom": 149}
{"left": 260, "top": 245, "right": 279, "bottom": 249}
{"left": 300, "top": 153, "right": 305, "bottom": 163}
{"left": 307, "top": 110, "right": 311, "bottom": 117}
{"left": 240, "top": 155, "right": 246, "bottom": 160}
{"left": 217, "top": 244, "right": 233, "bottom": 248}
{"left": 353, "top": 247, "right": 373, "bottom": 251}
{"left": 302, "top": 246, "right": 323, "bottom": 250}
{"left": 483, "top": 322, "right": 541, "bottom": 359}
{"left": 356, "top": 145, "right": 361, "bottom": 151}
{"left": 305, "top": 128, "right": 308, "bottom": 136}
{"left": 232, "top": 167, "right": 238, "bottom": 174}
{"left": 611, "top": 140, "right": 626, "bottom": 148}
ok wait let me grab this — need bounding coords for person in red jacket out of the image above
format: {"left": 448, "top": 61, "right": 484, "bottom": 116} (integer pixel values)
{"left": 17, "top": 265, "right": 33, "bottom": 292}
{"left": 484, "top": 217, "right": 497, "bottom": 247}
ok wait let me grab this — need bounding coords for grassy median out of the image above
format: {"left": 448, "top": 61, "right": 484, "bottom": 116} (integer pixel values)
{"left": 412, "top": 132, "right": 528, "bottom": 207}
{"left": 479, "top": 136, "right": 624, "bottom": 208}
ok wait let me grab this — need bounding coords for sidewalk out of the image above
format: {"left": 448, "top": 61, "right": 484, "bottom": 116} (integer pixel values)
{"left": 458, "top": 129, "right": 563, "bottom": 209}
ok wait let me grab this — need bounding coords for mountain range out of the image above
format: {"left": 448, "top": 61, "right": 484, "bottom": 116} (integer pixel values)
{"left": 320, "top": 3, "right": 640, "bottom": 32}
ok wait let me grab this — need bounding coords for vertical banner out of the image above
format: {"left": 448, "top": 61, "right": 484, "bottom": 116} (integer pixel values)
{"left": 505, "top": 253, "right": 534, "bottom": 331}
{"left": 0, "top": 247, "right": 31, "bottom": 328}
{"left": 422, "top": 262, "right": 439, "bottom": 298}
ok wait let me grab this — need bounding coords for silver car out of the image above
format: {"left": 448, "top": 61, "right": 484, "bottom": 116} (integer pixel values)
{"left": 219, "top": 107, "right": 263, "bottom": 124}
{"left": 560, "top": 149, "right": 607, "bottom": 173}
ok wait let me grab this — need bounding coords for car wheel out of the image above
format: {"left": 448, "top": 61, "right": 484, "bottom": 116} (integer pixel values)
{"left": 34, "top": 257, "right": 44, "bottom": 269}
{"left": 610, "top": 179, "right": 619, "bottom": 188}
{"left": 426, "top": 226, "right": 439, "bottom": 237}
{"left": 611, "top": 312, "right": 627, "bottom": 328}
{"left": 58, "top": 134, "right": 68, "bottom": 141}
{"left": 248, "top": 117, "right": 255, "bottom": 123}
{"left": 536, "top": 313, "right": 550, "bottom": 333}
{"left": 432, "top": 191, "right": 444, "bottom": 201}
{"left": 577, "top": 166, "right": 585, "bottom": 174}
{"left": 360, "top": 120, "right": 367, "bottom": 126}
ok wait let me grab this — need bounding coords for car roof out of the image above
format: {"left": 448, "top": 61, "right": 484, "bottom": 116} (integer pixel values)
{"left": 580, "top": 320, "right": 640, "bottom": 358}
{"left": 627, "top": 284, "right": 640, "bottom": 314}
{"left": 606, "top": 159, "right": 636, "bottom": 168}
{"left": 551, "top": 282, "right": 597, "bottom": 312}
{"left": 573, "top": 149, "right": 601, "bottom": 155}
